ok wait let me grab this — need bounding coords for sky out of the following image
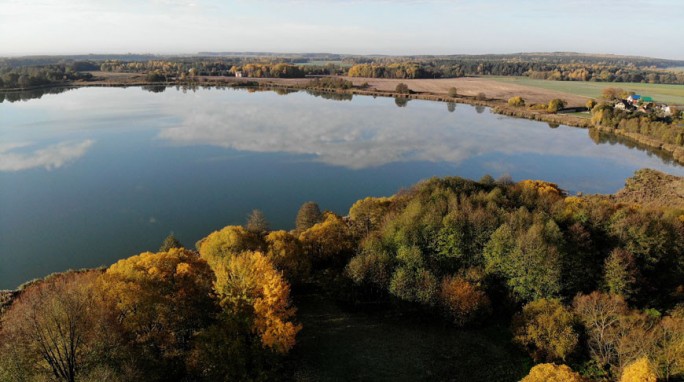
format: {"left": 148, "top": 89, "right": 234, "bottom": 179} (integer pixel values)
{"left": 1, "top": 0, "right": 683, "bottom": 59}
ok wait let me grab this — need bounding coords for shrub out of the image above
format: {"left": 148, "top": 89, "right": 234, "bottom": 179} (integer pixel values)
{"left": 395, "top": 83, "right": 410, "bottom": 94}
{"left": 547, "top": 99, "right": 567, "bottom": 113}
{"left": 508, "top": 96, "right": 525, "bottom": 107}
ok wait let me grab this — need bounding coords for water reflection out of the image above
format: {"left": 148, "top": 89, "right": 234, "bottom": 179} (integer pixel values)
{"left": 395, "top": 97, "right": 409, "bottom": 107}
{"left": 153, "top": 89, "right": 682, "bottom": 171}
{"left": 0, "top": 140, "right": 94, "bottom": 171}
{"left": 0, "top": 87, "right": 73, "bottom": 103}
{"left": 306, "top": 90, "right": 353, "bottom": 102}
{"left": 141, "top": 85, "right": 167, "bottom": 93}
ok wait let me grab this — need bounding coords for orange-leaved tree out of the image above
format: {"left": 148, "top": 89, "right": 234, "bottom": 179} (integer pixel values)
{"left": 213, "top": 251, "right": 301, "bottom": 354}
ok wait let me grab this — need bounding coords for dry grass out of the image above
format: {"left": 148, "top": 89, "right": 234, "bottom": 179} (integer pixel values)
{"left": 340, "top": 77, "right": 591, "bottom": 106}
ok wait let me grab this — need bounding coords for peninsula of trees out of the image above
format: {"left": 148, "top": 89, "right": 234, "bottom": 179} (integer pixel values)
{"left": 1, "top": 170, "right": 683, "bottom": 381}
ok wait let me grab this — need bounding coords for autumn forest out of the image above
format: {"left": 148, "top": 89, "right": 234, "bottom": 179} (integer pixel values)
{"left": 1, "top": 171, "right": 682, "bottom": 381}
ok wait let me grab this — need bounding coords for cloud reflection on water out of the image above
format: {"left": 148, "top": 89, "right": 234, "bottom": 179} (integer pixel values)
{"left": 0, "top": 140, "right": 94, "bottom": 172}
{"left": 156, "top": 90, "right": 652, "bottom": 170}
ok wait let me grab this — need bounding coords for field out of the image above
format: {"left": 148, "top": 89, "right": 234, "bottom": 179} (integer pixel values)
{"left": 488, "top": 76, "right": 684, "bottom": 105}
{"left": 290, "top": 293, "right": 530, "bottom": 382}
{"left": 341, "top": 76, "right": 591, "bottom": 105}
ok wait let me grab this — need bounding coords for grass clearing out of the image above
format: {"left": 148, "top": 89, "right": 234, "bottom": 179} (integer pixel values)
{"left": 488, "top": 76, "right": 684, "bottom": 105}
{"left": 289, "top": 293, "right": 530, "bottom": 382}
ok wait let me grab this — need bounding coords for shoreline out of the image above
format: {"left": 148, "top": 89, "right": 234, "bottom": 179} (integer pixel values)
{"left": 2, "top": 75, "right": 683, "bottom": 165}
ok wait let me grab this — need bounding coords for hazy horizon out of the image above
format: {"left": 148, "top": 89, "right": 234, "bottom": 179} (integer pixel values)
{"left": 1, "top": 0, "right": 683, "bottom": 61}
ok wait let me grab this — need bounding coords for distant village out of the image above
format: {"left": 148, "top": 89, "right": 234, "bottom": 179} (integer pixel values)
{"left": 613, "top": 94, "right": 674, "bottom": 117}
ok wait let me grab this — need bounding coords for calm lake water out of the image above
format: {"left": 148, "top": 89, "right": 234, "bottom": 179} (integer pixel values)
{"left": 1, "top": 86, "right": 683, "bottom": 289}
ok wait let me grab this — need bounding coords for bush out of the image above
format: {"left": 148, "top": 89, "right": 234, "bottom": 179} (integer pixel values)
{"left": 448, "top": 87, "right": 458, "bottom": 97}
{"left": 547, "top": 99, "right": 567, "bottom": 113}
{"left": 395, "top": 83, "right": 410, "bottom": 94}
{"left": 475, "top": 92, "right": 486, "bottom": 100}
{"left": 508, "top": 96, "right": 525, "bottom": 107}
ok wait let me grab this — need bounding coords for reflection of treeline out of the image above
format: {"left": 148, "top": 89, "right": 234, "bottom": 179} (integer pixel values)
{"left": 305, "top": 90, "right": 354, "bottom": 102}
{"left": 346, "top": 61, "right": 684, "bottom": 84}
{"left": 588, "top": 128, "right": 678, "bottom": 165}
{"left": 0, "top": 86, "right": 73, "bottom": 103}
{"left": 591, "top": 103, "right": 684, "bottom": 147}
{"left": 0, "top": 64, "right": 93, "bottom": 89}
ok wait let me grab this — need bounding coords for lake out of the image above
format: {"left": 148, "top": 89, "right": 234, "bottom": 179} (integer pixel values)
{"left": 1, "top": 86, "right": 683, "bottom": 289}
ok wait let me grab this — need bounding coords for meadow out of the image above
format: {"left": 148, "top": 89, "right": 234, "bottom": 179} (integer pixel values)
{"left": 489, "top": 76, "right": 684, "bottom": 105}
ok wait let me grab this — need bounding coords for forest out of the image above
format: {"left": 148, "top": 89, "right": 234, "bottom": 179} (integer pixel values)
{"left": 1, "top": 172, "right": 682, "bottom": 381}
{"left": 3, "top": 52, "right": 684, "bottom": 90}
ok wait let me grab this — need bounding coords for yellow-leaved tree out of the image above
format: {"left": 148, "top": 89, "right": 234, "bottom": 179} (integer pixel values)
{"left": 265, "top": 230, "right": 310, "bottom": 282}
{"left": 197, "top": 225, "right": 263, "bottom": 267}
{"left": 99, "top": 248, "right": 217, "bottom": 378}
{"left": 521, "top": 363, "right": 584, "bottom": 382}
{"left": 620, "top": 357, "right": 657, "bottom": 382}
{"left": 513, "top": 298, "right": 578, "bottom": 362}
{"left": 299, "top": 212, "right": 356, "bottom": 267}
{"left": 213, "top": 251, "right": 301, "bottom": 353}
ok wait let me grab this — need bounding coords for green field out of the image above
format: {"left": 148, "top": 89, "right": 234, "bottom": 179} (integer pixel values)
{"left": 488, "top": 76, "right": 684, "bottom": 105}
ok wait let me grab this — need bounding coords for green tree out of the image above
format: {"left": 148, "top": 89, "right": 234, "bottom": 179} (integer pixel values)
{"left": 603, "top": 248, "right": 639, "bottom": 299}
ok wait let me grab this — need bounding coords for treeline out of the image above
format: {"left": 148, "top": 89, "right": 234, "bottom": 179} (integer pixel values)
{"left": 98, "top": 59, "right": 345, "bottom": 78}
{"left": 350, "top": 52, "right": 684, "bottom": 69}
{"left": 590, "top": 103, "right": 684, "bottom": 147}
{"left": 0, "top": 64, "right": 93, "bottom": 89}
{"left": 2, "top": 174, "right": 683, "bottom": 381}
{"left": 346, "top": 61, "right": 684, "bottom": 84}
